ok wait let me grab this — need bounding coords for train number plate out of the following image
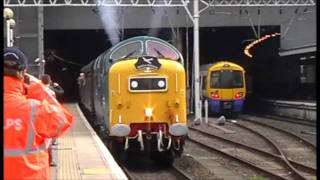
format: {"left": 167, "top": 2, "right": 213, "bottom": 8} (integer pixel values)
{"left": 223, "top": 102, "right": 232, "bottom": 109}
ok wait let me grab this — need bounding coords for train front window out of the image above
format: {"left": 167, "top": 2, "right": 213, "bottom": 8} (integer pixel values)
{"left": 129, "top": 77, "right": 168, "bottom": 92}
{"left": 146, "top": 40, "right": 179, "bottom": 60}
{"left": 110, "top": 41, "right": 143, "bottom": 61}
{"left": 210, "top": 70, "right": 243, "bottom": 88}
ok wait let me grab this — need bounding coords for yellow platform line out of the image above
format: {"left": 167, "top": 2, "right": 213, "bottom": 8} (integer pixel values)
{"left": 57, "top": 130, "right": 81, "bottom": 179}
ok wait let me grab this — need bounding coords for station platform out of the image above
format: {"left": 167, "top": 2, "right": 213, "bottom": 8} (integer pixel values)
{"left": 263, "top": 98, "right": 316, "bottom": 107}
{"left": 252, "top": 98, "right": 316, "bottom": 121}
{"left": 51, "top": 103, "right": 128, "bottom": 180}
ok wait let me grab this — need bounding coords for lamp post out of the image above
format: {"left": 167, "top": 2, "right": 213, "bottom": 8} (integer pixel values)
{"left": 9, "top": 19, "right": 16, "bottom": 47}
{"left": 193, "top": 0, "right": 201, "bottom": 122}
{"left": 4, "top": 8, "right": 14, "bottom": 47}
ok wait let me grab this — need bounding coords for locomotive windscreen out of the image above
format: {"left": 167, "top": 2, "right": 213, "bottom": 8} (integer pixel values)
{"left": 146, "top": 40, "right": 180, "bottom": 61}
{"left": 210, "top": 70, "right": 243, "bottom": 88}
{"left": 129, "top": 77, "right": 167, "bottom": 92}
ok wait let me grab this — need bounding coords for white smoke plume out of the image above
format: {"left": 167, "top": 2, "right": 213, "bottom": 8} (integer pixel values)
{"left": 97, "top": 6, "right": 120, "bottom": 46}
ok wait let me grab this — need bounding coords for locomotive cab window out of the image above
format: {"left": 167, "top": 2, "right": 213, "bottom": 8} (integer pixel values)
{"left": 210, "top": 70, "right": 243, "bottom": 88}
{"left": 146, "top": 40, "right": 179, "bottom": 61}
{"left": 129, "top": 77, "right": 168, "bottom": 92}
{"left": 110, "top": 41, "right": 143, "bottom": 61}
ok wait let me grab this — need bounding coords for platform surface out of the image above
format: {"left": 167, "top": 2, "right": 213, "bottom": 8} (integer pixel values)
{"left": 51, "top": 103, "right": 128, "bottom": 180}
{"left": 262, "top": 98, "right": 316, "bottom": 107}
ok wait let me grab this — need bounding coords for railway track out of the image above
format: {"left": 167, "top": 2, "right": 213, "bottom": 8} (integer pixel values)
{"left": 121, "top": 162, "right": 194, "bottom": 180}
{"left": 189, "top": 126, "right": 316, "bottom": 174}
{"left": 188, "top": 124, "right": 316, "bottom": 180}
{"left": 242, "top": 113, "right": 316, "bottom": 127}
{"left": 236, "top": 117, "right": 316, "bottom": 150}
{"left": 239, "top": 115, "right": 316, "bottom": 147}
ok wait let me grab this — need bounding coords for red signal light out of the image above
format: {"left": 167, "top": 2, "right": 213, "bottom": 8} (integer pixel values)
{"left": 235, "top": 92, "right": 243, "bottom": 99}
{"left": 211, "top": 91, "right": 220, "bottom": 99}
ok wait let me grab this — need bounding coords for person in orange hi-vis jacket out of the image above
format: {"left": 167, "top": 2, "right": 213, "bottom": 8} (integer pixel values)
{"left": 3, "top": 46, "right": 74, "bottom": 180}
{"left": 29, "top": 74, "right": 62, "bottom": 167}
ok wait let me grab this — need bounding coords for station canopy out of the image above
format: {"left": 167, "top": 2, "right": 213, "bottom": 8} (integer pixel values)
{"left": 4, "top": 0, "right": 315, "bottom": 7}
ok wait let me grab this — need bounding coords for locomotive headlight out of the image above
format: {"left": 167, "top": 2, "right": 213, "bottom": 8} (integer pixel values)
{"left": 157, "top": 80, "right": 165, "bottom": 88}
{"left": 131, "top": 80, "right": 138, "bottom": 88}
{"left": 145, "top": 108, "right": 153, "bottom": 117}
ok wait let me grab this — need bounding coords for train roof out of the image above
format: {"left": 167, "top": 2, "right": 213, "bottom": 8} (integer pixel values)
{"left": 105, "top": 36, "right": 184, "bottom": 64}
{"left": 200, "top": 61, "right": 244, "bottom": 72}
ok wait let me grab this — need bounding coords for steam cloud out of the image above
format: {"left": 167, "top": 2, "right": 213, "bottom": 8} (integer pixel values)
{"left": 97, "top": 6, "right": 120, "bottom": 46}
{"left": 148, "top": 7, "right": 166, "bottom": 37}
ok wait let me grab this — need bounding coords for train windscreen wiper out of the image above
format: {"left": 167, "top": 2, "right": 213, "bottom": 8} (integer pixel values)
{"left": 153, "top": 48, "right": 165, "bottom": 58}
{"left": 121, "top": 48, "right": 141, "bottom": 59}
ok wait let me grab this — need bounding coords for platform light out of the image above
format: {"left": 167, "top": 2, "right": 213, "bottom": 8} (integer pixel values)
{"left": 4, "top": 8, "right": 14, "bottom": 19}
{"left": 9, "top": 19, "right": 16, "bottom": 28}
{"left": 243, "top": 32, "right": 280, "bottom": 58}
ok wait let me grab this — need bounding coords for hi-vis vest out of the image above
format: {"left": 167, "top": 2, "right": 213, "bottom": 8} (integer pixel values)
{"left": 4, "top": 76, "right": 74, "bottom": 180}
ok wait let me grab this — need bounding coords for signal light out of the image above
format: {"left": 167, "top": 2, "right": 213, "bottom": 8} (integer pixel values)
{"left": 235, "top": 92, "right": 243, "bottom": 99}
{"left": 211, "top": 91, "right": 220, "bottom": 99}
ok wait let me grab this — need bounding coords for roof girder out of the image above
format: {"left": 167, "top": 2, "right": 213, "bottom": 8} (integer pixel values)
{"left": 4, "top": 0, "right": 315, "bottom": 7}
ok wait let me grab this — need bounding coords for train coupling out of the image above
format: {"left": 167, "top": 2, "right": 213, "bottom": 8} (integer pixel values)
{"left": 122, "top": 130, "right": 145, "bottom": 151}
{"left": 169, "top": 123, "right": 188, "bottom": 136}
{"left": 157, "top": 130, "right": 172, "bottom": 152}
{"left": 137, "top": 130, "right": 144, "bottom": 151}
{"left": 110, "top": 124, "right": 131, "bottom": 137}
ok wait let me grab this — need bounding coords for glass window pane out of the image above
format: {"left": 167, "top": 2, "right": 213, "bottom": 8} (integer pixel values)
{"left": 110, "top": 41, "right": 143, "bottom": 60}
{"left": 210, "top": 70, "right": 243, "bottom": 88}
{"left": 146, "top": 40, "right": 179, "bottom": 60}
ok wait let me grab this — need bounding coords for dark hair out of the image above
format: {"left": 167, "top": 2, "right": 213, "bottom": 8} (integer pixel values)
{"left": 41, "top": 74, "right": 52, "bottom": 85}
{"left": 3, "top": 60, "right": 24, "bottom": 79}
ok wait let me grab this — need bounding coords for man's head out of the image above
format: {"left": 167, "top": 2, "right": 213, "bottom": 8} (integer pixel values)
{"left": 41, "top": 74, "right": 52, "bottom": 85}
{"left": 4, "top": 46, "right": 29, "bottom": 79}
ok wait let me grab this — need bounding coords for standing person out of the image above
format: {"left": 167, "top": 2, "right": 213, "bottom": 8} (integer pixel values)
{"left": 39, "top": 74, "right": 61, "bottom": 166}
{"left": 4, "top": 46, "right": 74, "bottom": 180}
{"left": 51, "top": 82, "right": 64, "bottom": 97}
{"left": 41, "top": 74, "right": 56, "bottom": 97}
